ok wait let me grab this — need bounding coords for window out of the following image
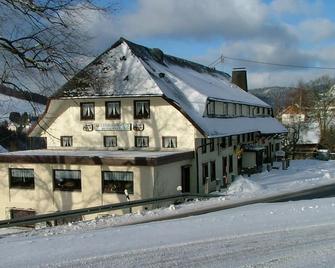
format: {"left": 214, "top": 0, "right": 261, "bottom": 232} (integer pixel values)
{"left": 275, "top": 143, "right": 280, "bottom": 151}
{"left": 210, "top": 161, "right": 216, "bottom": 181}
{"left": 80, "top": 102, "right": 95, "bottom": 120}
{"left": 201, "top": 138, "right": 207, "bottom": 153}
{"left": 9, "top": 168, "right": 34, "bottom": 189}
{"left": 162, "top": 136, "right": 177, "bottom": 148}
{"left": 237, "top": 135, "right": 240, "bottom": 144}
{"left": 53, "top": 170, "right": 81, "bottom": 191}
{"left": 135, "top": 136, "right": 149, "bottom": 147}
{"left": 242, "top": 134, "right": 246, "bottom": 143}
{"left": 221, "top": 137, "right": 226, "bottom": 148}
{"left": 210, "top": 138, "right": 215, "bottom": 152}
{"left": 134, "top": 100, "right": 150, "bottom": 119}
{"left": 102, "top": 171, "right": 133, "bottom": 194}
{"left": 238, "top": 104, "right": 242, "bottom": 116}
{"left": 233, "top": 103, "right": 237, "bottom": 116}
{"left": 223, "top": 103, "right": 228, "bottom": 115}
{"left": 229, "top": 155, "right": 233, "bottom": 173}
{"left": 228, "top": 136, "right": 232, "bottom": 147}
{"left": 207, "top": 101, "right": 215, "bottom": 116}
{"left": 61, "top": 136, "right": 72, "bottom": 147}
{"left": 106, "top": 101, "right": 121, "bottom": 119}
{"left": 256, "top": 106, "right": 260, "bottom": 114}
{"left": 104, "top": 136, "right": 117, "bottom": 147}
{"left": 202, "top": 163, "right": 208, "bottom": 184}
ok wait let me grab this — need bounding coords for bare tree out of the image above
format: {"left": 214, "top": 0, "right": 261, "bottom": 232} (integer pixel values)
{"left": 307, "top": 76, "right": 335, "bottom": 147}
{"left": 0, "top": 0, "right": 112, "bottom": 98}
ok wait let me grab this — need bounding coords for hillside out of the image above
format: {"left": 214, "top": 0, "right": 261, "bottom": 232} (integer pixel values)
{"left": 249, "top": 86, "right": 296, "bottom": 110}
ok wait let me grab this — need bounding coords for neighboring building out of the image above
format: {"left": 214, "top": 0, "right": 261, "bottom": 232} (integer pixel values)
{"left": 280, "top": 104, "right": 305, "bottom": 125}
{"left": 0, "top": 38, "right": 286, "bottom": 220}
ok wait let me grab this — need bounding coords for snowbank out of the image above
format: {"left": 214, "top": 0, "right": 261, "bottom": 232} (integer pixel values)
{"left": 226, "top": 176, "right": 263, "bottom": 196}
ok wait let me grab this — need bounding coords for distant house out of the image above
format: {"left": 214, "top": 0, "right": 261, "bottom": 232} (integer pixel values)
{"left": 0, "top": 38, "right": 286, "bottom": 221}
{"left": 280, "top": 104, "right": 305, "bottom": 125}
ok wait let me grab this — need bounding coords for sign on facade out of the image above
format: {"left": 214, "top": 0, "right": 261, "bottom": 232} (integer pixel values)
{"left": 94, "top": 123, "right": 132, "bottom": 131}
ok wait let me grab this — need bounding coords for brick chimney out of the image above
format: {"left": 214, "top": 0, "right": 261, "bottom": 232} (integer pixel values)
{"left": 232, "top": 68, "right": 248, "bottom": 92}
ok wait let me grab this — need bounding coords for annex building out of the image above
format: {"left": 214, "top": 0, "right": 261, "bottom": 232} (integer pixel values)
{"left": 0, "top": 38, "right": 286, "bottom": 220}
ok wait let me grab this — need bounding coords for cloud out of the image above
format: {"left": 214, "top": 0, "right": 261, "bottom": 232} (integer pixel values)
{"left": 270, "top": 0, "right": 323, "bottom": 15}
{"left": 295, "top": 18, "right": 335, "bottom": 42}
{"left": 70, "top": 0, "right": 335, "bottom": 89}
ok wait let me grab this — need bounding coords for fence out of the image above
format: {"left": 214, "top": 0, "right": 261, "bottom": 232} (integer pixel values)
{"left": 0, "top": 193, "right": 221, "bottom": 229}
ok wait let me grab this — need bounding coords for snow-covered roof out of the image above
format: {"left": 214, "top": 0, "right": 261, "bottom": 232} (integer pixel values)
{"left": 53, "top": 38, "right": 286, "bottom": 137}
{"left": 0, "top": 145, "right": 7, "bottom": 153}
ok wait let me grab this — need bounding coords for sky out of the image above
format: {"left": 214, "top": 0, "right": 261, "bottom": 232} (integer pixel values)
{"left": 78, "top": 0, "right": 335, "bottom": 89}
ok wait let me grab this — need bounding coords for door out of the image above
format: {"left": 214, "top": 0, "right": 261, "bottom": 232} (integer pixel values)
{"left": 181, "top": 166, "right": 191, "bottom": 193}
{"left": 222, "top": 157, "right": 228, "bottom": 187}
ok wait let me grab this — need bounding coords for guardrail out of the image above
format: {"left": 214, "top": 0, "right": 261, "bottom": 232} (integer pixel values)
{"left": 0, "top": 193, "right": 222, "bottom": 229}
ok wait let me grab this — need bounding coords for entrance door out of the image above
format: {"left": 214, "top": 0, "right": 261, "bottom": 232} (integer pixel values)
{"left": 222, "top": 157, "right": 228, "bottom": 187}
{"left": 181, "top": 166, "right": 191, "bottom": 193}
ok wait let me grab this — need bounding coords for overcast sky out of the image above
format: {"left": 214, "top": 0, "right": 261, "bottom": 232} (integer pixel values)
{"left": 80, "top": 0, "right": 335, "bottom": 88}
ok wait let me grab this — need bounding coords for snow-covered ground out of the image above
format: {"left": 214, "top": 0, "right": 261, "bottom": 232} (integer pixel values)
{"left": 1, "top": 160, "right": 335, "bottom": 267}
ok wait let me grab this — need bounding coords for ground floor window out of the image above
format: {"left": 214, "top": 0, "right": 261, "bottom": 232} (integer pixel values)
{"left": 61, "top": 136, "right": 73, "bottom": 147}
{"left": 53, "top": 170, "right": 81, "bottom": 191}
{"left": 102, "top": 171, "right": 134, "bottom": 194}
{"left": 202, "top": 163, "right": 209, "bottom": 184}
{"left": 135, "top": 136, "right": 149, "bottom": 147}
{"left": 210, "top": 161, "right": 216, "bottom": 181}
{"left": 9, "top": 168, "right": 34, "bottom": 189}
{"left": 104, "top": 136, "right": 117, "bottom": 147}
{"left": 229, "top": 155, "right": 233, "bottom": 173}
{"left": 162, "top": 136, "right": 177, "bottom": 148}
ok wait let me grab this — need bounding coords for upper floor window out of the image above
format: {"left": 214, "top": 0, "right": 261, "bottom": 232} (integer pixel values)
{"left": 61, "top": 136, "right": 72, "bottom": 147}
{"left": 53, "top": 170, "right": 81, "bottom": 191}
{"left": 162, "top": 136, "right": 177, "bottom": 148}
{"left": 106, "top": 101, "right": 121, "bottom": 119}
{"left": 9, "top": 168, "right": 34, "bottom": 189}
{"left": 134, "top": 100, "right": 150, "bottom": 119}
{"left": 104, "top": 136, "right": 117, "bottom": 147}
{"left": 102, "top": 171, "right": 134, "bottom": 194}
{"left": 201, "top": 138, "right": 207, "bottom": 153}
{"left": 220, "top": 137, "right": 226, "bottom": 148}
{"left": 80, "top": 102, "right": 95, "bottom": 120}
{"left": 210, "top": 161, "right": 216, "bottom": 181}
{"left": 210, "top": 138, "right": 215, "bottom": 152}
{"left": 135, "top": 136, "right": 149, "bottom": 147}
{"left": 228, "top": 136, "right": 232, "bottom": 147}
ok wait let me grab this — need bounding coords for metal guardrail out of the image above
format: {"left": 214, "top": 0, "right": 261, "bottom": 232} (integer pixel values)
{"left": 0, "top": 193, "right": 221, "bottom": 229}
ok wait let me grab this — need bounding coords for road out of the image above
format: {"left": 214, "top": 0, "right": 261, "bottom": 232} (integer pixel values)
{"left": 46, "top": 224, "right": 335, "bottom": 268}
{"left": 1, "top": 197, "right": 335, "bottom": 268}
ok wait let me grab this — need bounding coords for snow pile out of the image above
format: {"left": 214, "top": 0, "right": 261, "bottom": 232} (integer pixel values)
{"left": 227, "top": 176, "right": 263, "bottom": 196}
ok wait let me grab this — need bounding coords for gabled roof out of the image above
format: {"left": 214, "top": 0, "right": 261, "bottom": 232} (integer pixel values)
{"left": 52, "top": 38, "right": 286, "bottom": 137}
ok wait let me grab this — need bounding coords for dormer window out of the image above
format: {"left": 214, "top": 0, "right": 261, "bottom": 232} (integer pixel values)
{"left": 80, "top": 102, "right": 95, "bottom": 120}
{"left": 207, "top": 101, "right": 215, "bottom": 116}
{"left": 134, "top": 100, "right": 150, "bottom": 119}
{"left": 106, "top": 101, "right": 121, "bottom": 119}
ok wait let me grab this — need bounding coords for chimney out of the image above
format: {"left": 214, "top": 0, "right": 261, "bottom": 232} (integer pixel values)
{"left": 232, "top": 68, "right": 248, "bottom": 92}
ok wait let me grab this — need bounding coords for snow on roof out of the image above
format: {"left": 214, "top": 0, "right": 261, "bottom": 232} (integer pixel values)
{"left": 53, "top": 38, "right": 285, "bottom": 137}
{"left": 1, "top": 149, "right": 191, "bottom": 158}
